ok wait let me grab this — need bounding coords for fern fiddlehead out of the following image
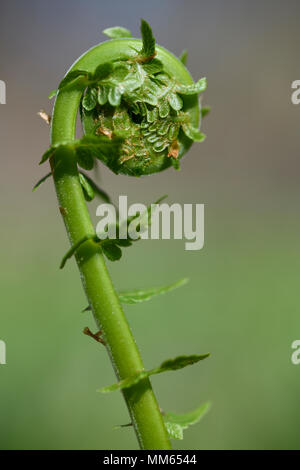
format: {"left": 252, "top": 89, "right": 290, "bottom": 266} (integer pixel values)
{"left": 37, "top": 20, "right": 209, "bottom": 450}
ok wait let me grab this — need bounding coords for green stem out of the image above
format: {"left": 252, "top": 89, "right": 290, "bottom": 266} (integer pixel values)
{"left": 50, "top": 41, "right": 172, "bottom": 450}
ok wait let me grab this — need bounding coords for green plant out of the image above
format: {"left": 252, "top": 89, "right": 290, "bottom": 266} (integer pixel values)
{"left": 36, "top": 20, "right": 210, "bottom": 450}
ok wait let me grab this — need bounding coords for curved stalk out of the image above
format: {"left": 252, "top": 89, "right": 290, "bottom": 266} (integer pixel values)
{"left": 50, "top": 41, "right": 174, "bottom": 450}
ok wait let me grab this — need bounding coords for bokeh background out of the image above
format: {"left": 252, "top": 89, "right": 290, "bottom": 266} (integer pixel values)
{"left": 1, "top": 0, "right": 300, "bottom": 450}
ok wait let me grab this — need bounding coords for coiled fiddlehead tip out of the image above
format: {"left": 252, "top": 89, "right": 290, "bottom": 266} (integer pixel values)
{"left": 53, "top": 20, "right": 208, "bottom": 177}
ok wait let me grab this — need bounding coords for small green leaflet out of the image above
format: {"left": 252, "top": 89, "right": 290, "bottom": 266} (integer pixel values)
{"left": 103, "top": 26, "right": 132, "bottom": 39}
{"left": 182, "top": 124, "right": 206, "bottom": 142}
{"left": 140, "top": 19, "right": 156, "bottom": 59}
{"left": 82, "top": 87, "right": 98, "bottom": 111}
{"left": 164, "top": 402, "right": 211, "bottom": 430}
{"left": 82, "top": 305, "right": 91, "bottom": 313}
{"left": 79, "top": 173, "right": 94, "bottom": 201}
{"left": 101, "top": 241, "right": 122, "bottom": 261}
{"left": 39, "top": 146, "right": 57, "bottom": 165}
{"left": 55, "top": 64, "right": 115, "bottom": 104}
{"left": 164, "top": 402, "right": 211, "bottom": 440}
{"left": 33, "top": 170, "right": 111, "bottom": 204}
{"left": 118, "top": 278, "right": 189, "bottom": 305}
{"left": 58, "top": 70, "right": 89, "bottom": 91}
{"left": 50, "top": 62, "right": 114, "bottom": 102}
{"left": 108, "top": 86, "right": 122, "bottom": 106}
{"left": 133, "top": 77, "right": 160, "bottom": 106}
{"left": 112, "top": 63, "right": 131, "bottom": 81}
{"left": 171, "top": 158, "right": 180, "bottom": 171}
{"left": 167, "top": 92, "right": 183, "bottom": 111}
{"left": 76, "top": 147, "right": 94, "bottom": 170}
{"left": 101, "top": 239, "right": 132, "bottom": 262}
{"left": 142, "top": 59, "right": 164, "bottom": 75}
{"left": 32, "top": 172, "right": 51, "bottom": 191}
{"left": 158, "top": 100, "right": 170, "bottom": 118}
{"left": 48, "top": 89, "right": 57, "bottom": 99}
{"left": 75, "top": 136, "right": 123, "bottom": 172}
{"left": 155, "top": 120, "right": 171, "bottom": 135}
{"left": 159, "top": 354, "right": 210, "bottom": 371}
{"left": 77, "top": 135, "right": 123, "bottom": 154}
{"left": 49, "top": 71, "right": 89, "bottom": 99}
{"left": 165, "top": 422, "right": 183, "bottom": 440}
{"left": 84, "top": 265, "right": 185, "bottom": 312}
{"left": 201, "top": 106, "right": 211, "bottom": 118}
{"left": 121, "top": 77, "right": 141, "bottom": 93}
{"left": 176, "top": 77, "right": 207, "bottom": 95}
{"left": 153, "top": 140, "right": 169, "bottom": 152}
{"left": 60, "top": 232, "right": 132, "bottom": 268}
{"left": 113, "top": 423, "right": 133, "bottom": 430}
{"left": 99, "top": 353, "right": 210, "bottom": 393}
{"left": 179, "top": 49, "right": 188, "bottom": 66}
{"left": 98, "top": 85, "right": 109, "bottom": 105}
{"left": 114, "top": 402, "right": 211, "bottom": 440}
{"left": 80, "top": 173, "right": 111, "bottom": 203}
{"left": 168, "top": 123, "right": 179, "bottom": 140}
{"left": 146, "top": 106, "right": 159, "bottom": 123}
{"left": 93, "top": 62, "right": 113, "bottom": 81}
{"left": 40, "top": 135, "right": 123, "bottom": 169}
{"left": 39, "top": 140, "right": 73, "bottom": 165}
{"left": 60, "top": 234, "right": 97, "bottom": 269}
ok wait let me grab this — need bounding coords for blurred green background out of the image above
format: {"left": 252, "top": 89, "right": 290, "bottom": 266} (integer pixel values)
{"left": 1, "top": 0, "right": 300, "bottom": 450}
